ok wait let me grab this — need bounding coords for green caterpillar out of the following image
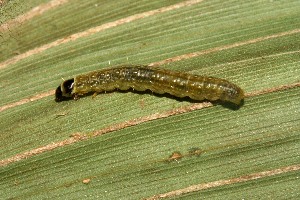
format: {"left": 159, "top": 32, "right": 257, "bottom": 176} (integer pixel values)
{"left": 55, "top": 65, "right": 244, "bottom": 105}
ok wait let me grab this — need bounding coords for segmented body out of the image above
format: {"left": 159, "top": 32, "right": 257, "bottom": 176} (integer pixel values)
{"left": 55, "top": 65, "right": 244, "bottom": 105}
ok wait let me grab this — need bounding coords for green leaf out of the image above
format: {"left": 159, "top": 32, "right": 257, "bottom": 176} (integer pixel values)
{"left": 1, "top": 0, "right": 299, "bottom": 199}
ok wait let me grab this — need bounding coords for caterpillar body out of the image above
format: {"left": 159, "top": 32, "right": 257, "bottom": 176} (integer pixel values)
{"left": 55, "top": 65, "right": 244, "bottom": 105}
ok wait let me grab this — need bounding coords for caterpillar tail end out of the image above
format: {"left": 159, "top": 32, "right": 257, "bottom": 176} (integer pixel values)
{"left": 226, "top": 87, "right": 245, "bottom": 105}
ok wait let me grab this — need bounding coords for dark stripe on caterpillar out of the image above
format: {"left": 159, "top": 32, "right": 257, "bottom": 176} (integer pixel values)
{"left": 55, "top": 65, "right": 244, "bottom": 105}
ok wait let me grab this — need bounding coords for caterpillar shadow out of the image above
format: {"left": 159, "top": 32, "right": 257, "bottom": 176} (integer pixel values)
{"left": 59, "top": 88, "right": 243, "bottom": 110}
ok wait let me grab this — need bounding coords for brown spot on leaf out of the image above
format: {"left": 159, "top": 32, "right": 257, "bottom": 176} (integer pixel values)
{"left": 167, "top": 151, "right": 183, "bottom": 162}
{"left": 82, "top": 178, "right": 91, "bottom": 184}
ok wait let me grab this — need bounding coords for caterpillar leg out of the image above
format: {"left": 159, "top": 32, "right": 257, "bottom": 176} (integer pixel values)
{"left": 92, "top": 92, "right": 98, "bottom": 98}
{"left": 73, "top": 94, "right": 80, "bottom": 101}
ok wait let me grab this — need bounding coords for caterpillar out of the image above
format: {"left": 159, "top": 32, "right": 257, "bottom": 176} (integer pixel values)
{"left": 55, "top": 65, "right": 244, "bottom": 105}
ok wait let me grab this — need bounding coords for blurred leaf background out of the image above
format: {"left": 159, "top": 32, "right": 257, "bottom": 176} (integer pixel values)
{"left": 0, "top": 0, "right": 299, "bottom": 199}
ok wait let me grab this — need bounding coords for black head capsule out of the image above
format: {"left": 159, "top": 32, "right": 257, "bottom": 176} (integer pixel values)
{"left": 55, "top": 78, "right": 75, "bottom": 102}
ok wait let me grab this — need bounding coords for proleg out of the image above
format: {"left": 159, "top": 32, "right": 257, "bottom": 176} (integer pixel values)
{"left": 55, "top": 65, "right": 244, "bottom": 105}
